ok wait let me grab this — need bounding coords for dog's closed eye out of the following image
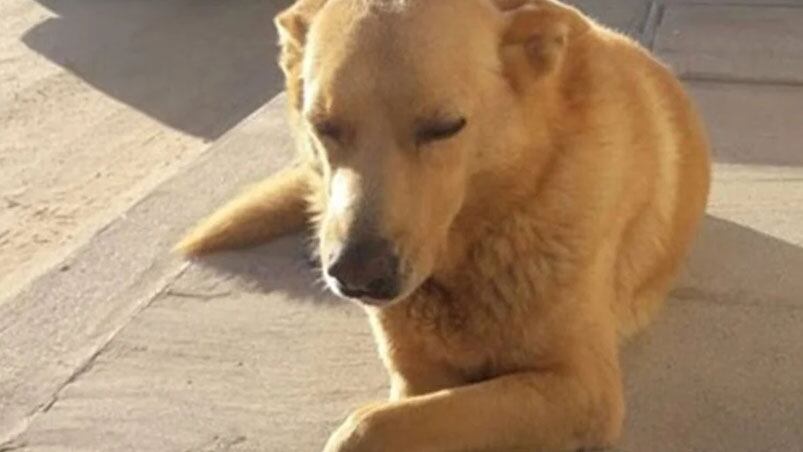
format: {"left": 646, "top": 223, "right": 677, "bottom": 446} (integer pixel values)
{"left": 313, "top": 120, "right": 343, "bottom": 142}
{"left": 416, "top": 117, "right": 467, "bottom": 145}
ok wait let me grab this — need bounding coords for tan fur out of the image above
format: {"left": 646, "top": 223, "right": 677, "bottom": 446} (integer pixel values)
{"left": 178, "top": 0, "right": 711, "bottom": 450}
{"left": 175, "top": 165, "right": 314, "bottom": 255}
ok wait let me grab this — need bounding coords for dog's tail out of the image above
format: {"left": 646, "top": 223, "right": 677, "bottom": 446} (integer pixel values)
{"left": 175, "top": 166, "right": 314, "bottom": 256}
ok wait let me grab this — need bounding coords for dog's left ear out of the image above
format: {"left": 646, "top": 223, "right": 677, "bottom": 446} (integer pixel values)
{"left": 275, "top": 0, "right": 327, "bottom": 111}
{"left": 496, "top": 0, "right": 589, "bottom": 89}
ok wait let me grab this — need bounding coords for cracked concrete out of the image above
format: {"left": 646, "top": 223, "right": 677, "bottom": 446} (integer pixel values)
{"left": 1, "top": 1, "right": 802, "bottom": 451}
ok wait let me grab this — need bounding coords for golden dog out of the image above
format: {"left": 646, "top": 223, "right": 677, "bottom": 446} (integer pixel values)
{"left": 177, "top": 0, "right": 711, "bottom": 450}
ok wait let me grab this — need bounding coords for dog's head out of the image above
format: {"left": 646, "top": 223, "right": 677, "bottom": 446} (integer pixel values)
{"left": 276, "top": 0, "right": 585, "bottom": 305}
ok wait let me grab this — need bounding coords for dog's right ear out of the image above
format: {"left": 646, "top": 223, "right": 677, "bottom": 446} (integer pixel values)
{"left": 495, "top": 0, "right": 589, "bottom": 92}
{"left": 275, "top": 0, "right": 327, "bottom": 111}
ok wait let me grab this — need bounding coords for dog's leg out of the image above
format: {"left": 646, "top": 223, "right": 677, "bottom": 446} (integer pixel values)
{"left": 175, "top": 165, "right": 315, "bottom": 256}
{"left": 324, "top": 333, "right": 624, "bottom": 452}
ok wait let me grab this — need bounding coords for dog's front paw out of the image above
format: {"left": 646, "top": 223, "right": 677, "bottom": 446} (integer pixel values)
{"left": 322, "top": 406, "right": 386, "bottom": 452}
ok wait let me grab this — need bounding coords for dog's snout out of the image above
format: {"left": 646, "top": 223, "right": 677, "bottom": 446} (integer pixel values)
{"left": 326, "top": 238, "right": 400, "bottom": 301}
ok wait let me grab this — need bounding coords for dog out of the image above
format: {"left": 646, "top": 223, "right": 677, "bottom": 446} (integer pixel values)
{"left": 176, "top": 0, "right": 711, "bottom": 450}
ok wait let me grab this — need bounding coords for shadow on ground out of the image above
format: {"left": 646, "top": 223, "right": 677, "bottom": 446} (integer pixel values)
{"left": 22, "top": 0, "right": 292, "bottom": 139}
{"left": 621, "top": 214, "right": 803, "bottom": 450}
{"left": 675, "top": 214, "right": 803, "bottom": 307}
{"left": 182, "top": 232, "right": 341, "bottom": 306}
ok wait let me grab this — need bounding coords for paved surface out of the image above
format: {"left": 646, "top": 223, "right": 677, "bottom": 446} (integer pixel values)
{"left": 2, "top": 1, "right": 802, "bottom": 451}
{"left": 0, "top": 0, "right": 288, "bottom": 304}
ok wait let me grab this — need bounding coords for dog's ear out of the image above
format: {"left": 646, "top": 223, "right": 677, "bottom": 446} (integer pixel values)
{"left": 275, "top": 0, "right": 327, "bottom": 110}
{"left": 496, "top": 0, "right": 589, "bottom": 90}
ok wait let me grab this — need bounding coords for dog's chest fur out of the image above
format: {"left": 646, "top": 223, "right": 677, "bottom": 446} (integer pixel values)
{"left": 371, "top": 207, "right": 586, "bottom": 388}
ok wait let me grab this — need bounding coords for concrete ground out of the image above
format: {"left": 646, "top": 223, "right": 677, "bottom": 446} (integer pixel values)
{"left": 0, "top": 0, "right": 289, "bottom": 302}
{"left": 1, "top": 1, "right": 801, "bottom": 451}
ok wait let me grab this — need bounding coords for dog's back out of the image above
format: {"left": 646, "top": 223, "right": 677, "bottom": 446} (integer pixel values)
{"left": 567, "top": 26, "right": 712, "bottom": 336}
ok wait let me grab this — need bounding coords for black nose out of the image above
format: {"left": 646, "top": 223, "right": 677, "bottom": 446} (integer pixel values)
{"left": 326, "top": 238, "right": 400, "bottom": 300}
